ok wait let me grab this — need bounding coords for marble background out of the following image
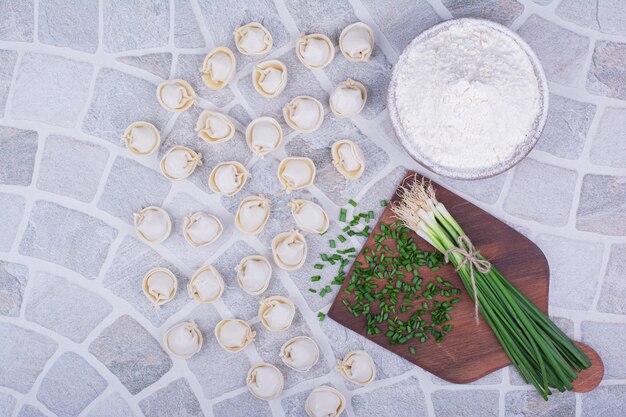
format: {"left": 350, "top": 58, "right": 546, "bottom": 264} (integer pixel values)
{"left": 0, "top": 0, "right": 625, "bottom": 416}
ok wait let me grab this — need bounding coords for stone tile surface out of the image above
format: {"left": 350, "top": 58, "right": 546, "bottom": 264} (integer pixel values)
{"left": 17, "top": 405, "right": 48, "bottom": 417}
{"left": 86, "top": 393, "right": 136, "bottom": 417}
{"left": 504, "top": 158, "right": 577, "bottom": 226}
{"left": 10, "top": 53, "right": 93, "bottom": 127}
{"left": 36, "top": 135, "right": 109, "bottom": 202}
{"left": 557, "top": 0, "right": 626, "bottom": 36}
{"left": 20, "top": 201, "right": 118, "bottom": 279}
{"left": 597, "top": 244, "right": 626, "bottom": 314}
{"left": 0, "top": 393, "right": 16, "bottom": 417}
{"left": 0, "top": 0, "right": 34, "bottom": 42}
{"left": 590, "top": 107, "right": 626, "bottom": 167}
{"left": 587, "top": 41, "right": 626, "bottom": 100}
{"left": 37, "top": 351, "right": 107, "bottom": 417}
{"left": 38, "top": 0, "right": 99, "bottom": 52}
{"left": 443, "top": 0, "right": 524, "bottom": 26}
{"left": 0, "top": 322, "right": 57, "bottom": 393}
{"left": 103, "top": 0, "right": 169, "bottom": 52}
{"left": 25, "top": 272, "right": 112, "bottom": 342}
{"left": 582, "top": 321, "right": 626, "bottom": 379}
{"left": 139, "top": 378, "right": 203, "bottom": 417}
{"left": 352, "top": 376, "right": 428, "bottom": 416}
{"left": 432, "top": 389, "right": 499, "bottom": 417}
{"left": 117, "top": 53, "right": 172, "bottom": 79}
{"left": 0, "top": 127, "right": 38, "bottom": 186}
{"left": 174, "top": 0, "right": 205, "bottom": 48}
{"left": 576, "top": 174, "right": 626, "bottom": 235}
{"left": 0, "top": 192, "right": 25, "bottom": 251}
{"left": 213, "top": 390, "right": 272, "bottom": 417}
{"left": 581, "top": 385, "right": 626, "bottom": 417}
{"left": 0, "top": 49, "right": 18, "bottom": 117}
{"left": 89, "top": 315, "right": 172, "bottom": 395}
{"left": 505, "top": 390, "right": 575, "bottom": 417}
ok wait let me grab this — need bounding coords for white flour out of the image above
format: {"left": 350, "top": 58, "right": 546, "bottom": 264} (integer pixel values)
{"left": 394, "top": 21, "right": 541, "bottom": 170}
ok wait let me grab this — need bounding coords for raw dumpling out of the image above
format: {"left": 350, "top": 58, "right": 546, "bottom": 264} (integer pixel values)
{"left": 337, "top": 350, "right": 376, "bottom": 385}
{"left": 277, "top": 157, "right": 316, "bottom": 193}
{"left": 208, "top": 161, "right": 249, "bottom": 196}
{"left": 252, "top": 60, "right": 287, "bottom": 98}
{"left": 157, "top": 79, "right": 196, "bottom": 112}
{"left": 183, "top": 212, "right": 223, "bottom": 247}
{"left": 258, "top": 295, "right": 296, "bottom": 332}
{"left": 236, "top": 255, "right": 272, "bottom": 295}
{"left": 160, "top": 146, "right": 202, "bottom": 180}
{"left": 289, "top": 199, "right": 329, "bottom": 234}
{"left": 163, "top": 320, "right": 203, "bottom": 359}
{"left": 281, "top": 336, "right": 320, "bottom": 372}
{"left": 235, "top": 195, "right": 271, "bottom": 235}
{"left": 122, "top": 122, "right": 160, "bottom": 156}
{"left": 305, "top": 386, "right": 346, "bottom": 417}
{"left": 272, "top": 230, "right": 307, "bottom": 270}
{"left": 201, "top": 46, "right": 236, "bottom": 90}
{"left": 331, "top": 140, "right": 365, "bottom": 179}
{"left": 247, "top": 363, "right": 284, "bottom": 400}
{"left": 283, "top": 96, "right": 324, "bottom": 133}
{"left": 296, "top": 33, "right": 334, "bottom": 70}
{"left": 187, "top": 265, "right": 224, "bottom": 303}
{"left": 215, "top": 319, "right": 256, "bottom": 352}
{"left": 339, "top": 22, "right": 374, "bottom": 62}
{"left": 329, "top": 79, "right": 367, "bottom": 118}
{"left": 196, "top": 110, "right": 235, "bottom": 144}
{"left": 234, "top": 22, "right": 273, "bottom": 55}
{"left": 134, "top": 206, "right": 172, "bottom": 244}
{"left": 142, "top": 267, "right": 177, "bottom": 307}
{"left": 245, "top": 117, "right": 283, "bottom": 157}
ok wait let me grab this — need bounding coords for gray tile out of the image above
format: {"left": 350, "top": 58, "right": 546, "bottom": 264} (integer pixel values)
{"left": 117, "top": 53, "right": 172, "bottom": 79}
{"left": 37, "top": 352, "right": 107, "bottom": 417}
{"left": 587, "top": 40, "right": 626, "bottom": 100}
{"left": 442, "top": 0, "right": 524, "bottom": 26}
{"left": 36, "top": 135, "right": 109, "bottom": 203}
{"left": 19, "top": 201, "right": 117, "bottom": 279}
{"left": 517, "top": 15, "right": 589, "bottom": 86}
{"left": 1, "top": 263, "right": 28, "bottom": 318}
{"left": 535, "top": 94, "right": 596, "bottom": 160}
{"left": 174, "top": 0, "right": 205, "bottom": 48}
{"left": 442, "top": 172, "right": 508, "bottom": 204}
{"left": 598, "top": 244, "right": 626, "bottom": 314}
{"left": 38, "top": 0, "right": 98, "bottom": 52}
{"left": 213, "top": 390, "right": 271, "bottom": 417}
{"left": 432, "top": 389, "right": 499, "bottom": 417}
{"left": 86, "top": 393, "right": 136, "bottom": 417}
{"left": 17, "top": 405, "right": 47, "bottom": 417}
{"left": 139, "top": 378, "right": 203, "bottom": 417}
{"left": 97, "top": 156, "right": 171, "bottom": 224}
{"left": 0, "top": 192, "right": 25, "bottom": 251}
{"left": 504, "top": 158, "right": 577, "bottom": 226}
{"left": 0, "top": 126, "right": 38, "bottom": 186}
{"left": 0, "top": 322, "right": 57, "bottom": 393}
{"left": 0, "top": 49, "right": 18, "bottom": 117}
{"left": 505, "top": 390, "right": 575, "bottom": 417}
{"left": 582, "top": 321, "right": 626, "bottom": 379}
{"left": 89, "top": 315, "right": 172, "bottom": 395}
{"left": 432, "top": 370, "right": 502, "bottom": 385}
{"left": 25, "top": 272, "right": 112, "bottom": 342}
{"left": 581, "top": 385, "right": 626, "bottom": 417}
{"left": 352, "top": 376, "right": 428, "bottom": 416}
{"left": 576, "top": 174, "right": 626, "bottom": 235}
{"left": 103, "top": 0, "right": 169, "bottom": 52}
{"left": 557, "top": 0, "right": 626, "bottom": 36}
{"left": 10, "top": 53, "right": 93, "bottom": 127}
{"left": 0, "top": 393, "right": 16, "bottom": 417}
{"left": 285, "top": 0, "right": 356, "bottom": 39}
{"left": 590, "top": 107, "right": 626, "bottom": 168}
{"left": 0, "top": 0, "right": 34, "bottom": 42}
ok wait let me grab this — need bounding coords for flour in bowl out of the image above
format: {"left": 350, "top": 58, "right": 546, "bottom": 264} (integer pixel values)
{"left": 394, "top": 21, "right": 541, "bottom": 170}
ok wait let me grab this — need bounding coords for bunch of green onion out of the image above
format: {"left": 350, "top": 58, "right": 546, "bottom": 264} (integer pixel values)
{"left": 392, "top": 177, "right": 590, "bottom": 400}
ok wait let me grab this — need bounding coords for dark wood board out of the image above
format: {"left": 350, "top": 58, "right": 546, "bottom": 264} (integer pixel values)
{"left": 327, "top": 171, "right": 602, "bottom": 389}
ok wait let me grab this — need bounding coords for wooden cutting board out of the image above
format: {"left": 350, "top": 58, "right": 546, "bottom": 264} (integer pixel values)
{"left": 328, "top": 171, "right": 602, "bottom": 390}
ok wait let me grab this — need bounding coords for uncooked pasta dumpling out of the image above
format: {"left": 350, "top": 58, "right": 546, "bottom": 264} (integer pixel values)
{"left": 247, "top": 363, "right": 284, "bottom": 400}
{"left": 245, "top": 117, "right": 283, "bottom": 157}
{"left": 272, "top": 230, "right": 307, "bottom": 270}
{"left": 160, "top": 146, "right": 202, "bottom": 180}
{"left": 196, "top": 110, "right": 235, "bottom": 144}
{"left": 163, "top": 320, "right": 203, "bottom": 359}
{"left": 235, "top": 195, "right": 271, "bottom": 235}
{"left": 182, "top": 212, "right": 223, "bottom": 247}
{"left": 329, "top": 79, "right": 367, "bottom": 118}
{"left": 234, "top": 22, "right": 273, "bottom": 55}
{"left": 337, "top": 350, "right": 376, "bottom": 386}
{"left": 134, "top": 206, "right": 172, "bottom": 244}
{"left": 296, "top": 33, "right": 334, "bottom": 70}
{"left": 339, "top": 22, "right": 374, "bottom": 62}
{"left": 201, "top": 46, "right": 236, "bottom": 90}
{"left": 187, "top": 265, "right": 224, "bottom": 303}
{"left": 142, "top": 267, "right": 177, "bottom": 307}
{"left": 258, "top": 295, "right": 296, "bottom": 332}
{"left": 331, "top": 139, "right": 365, "bottom": 179}
{"left": 208, "top": 161, "right": 249, "bottom": 196}
{"left": 122, "top": 122, "right": 160, "bottom": 156}
{"left": 289, "top": 199, "right": 329, "bottom": 234}
{"left": 235, "top": 255, "right": 272, "bottom": 295}
{"left": 157, "top": 79, "right": 196, "bottom": 112}
{"left": 252, "top": 60, "right": 287, "bottom": 98}
{"left": 215, "top": 319, "right": 256, "bottom": 352}
{"left": 277, "top": 157, "right": 316, "bottom": 193}
{"left": 281, "top": 336, "right": 319, "bottom": 372}
{"left": 283, "top": 96, "right": 324, "bottom": 133}
{"left": 305, "top": 386, "right": 346, "bottom": 417}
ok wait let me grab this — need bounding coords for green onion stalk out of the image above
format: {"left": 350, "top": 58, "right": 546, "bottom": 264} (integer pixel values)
{"left": 392, "top": 177, "right": 590, "bottom": 400}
